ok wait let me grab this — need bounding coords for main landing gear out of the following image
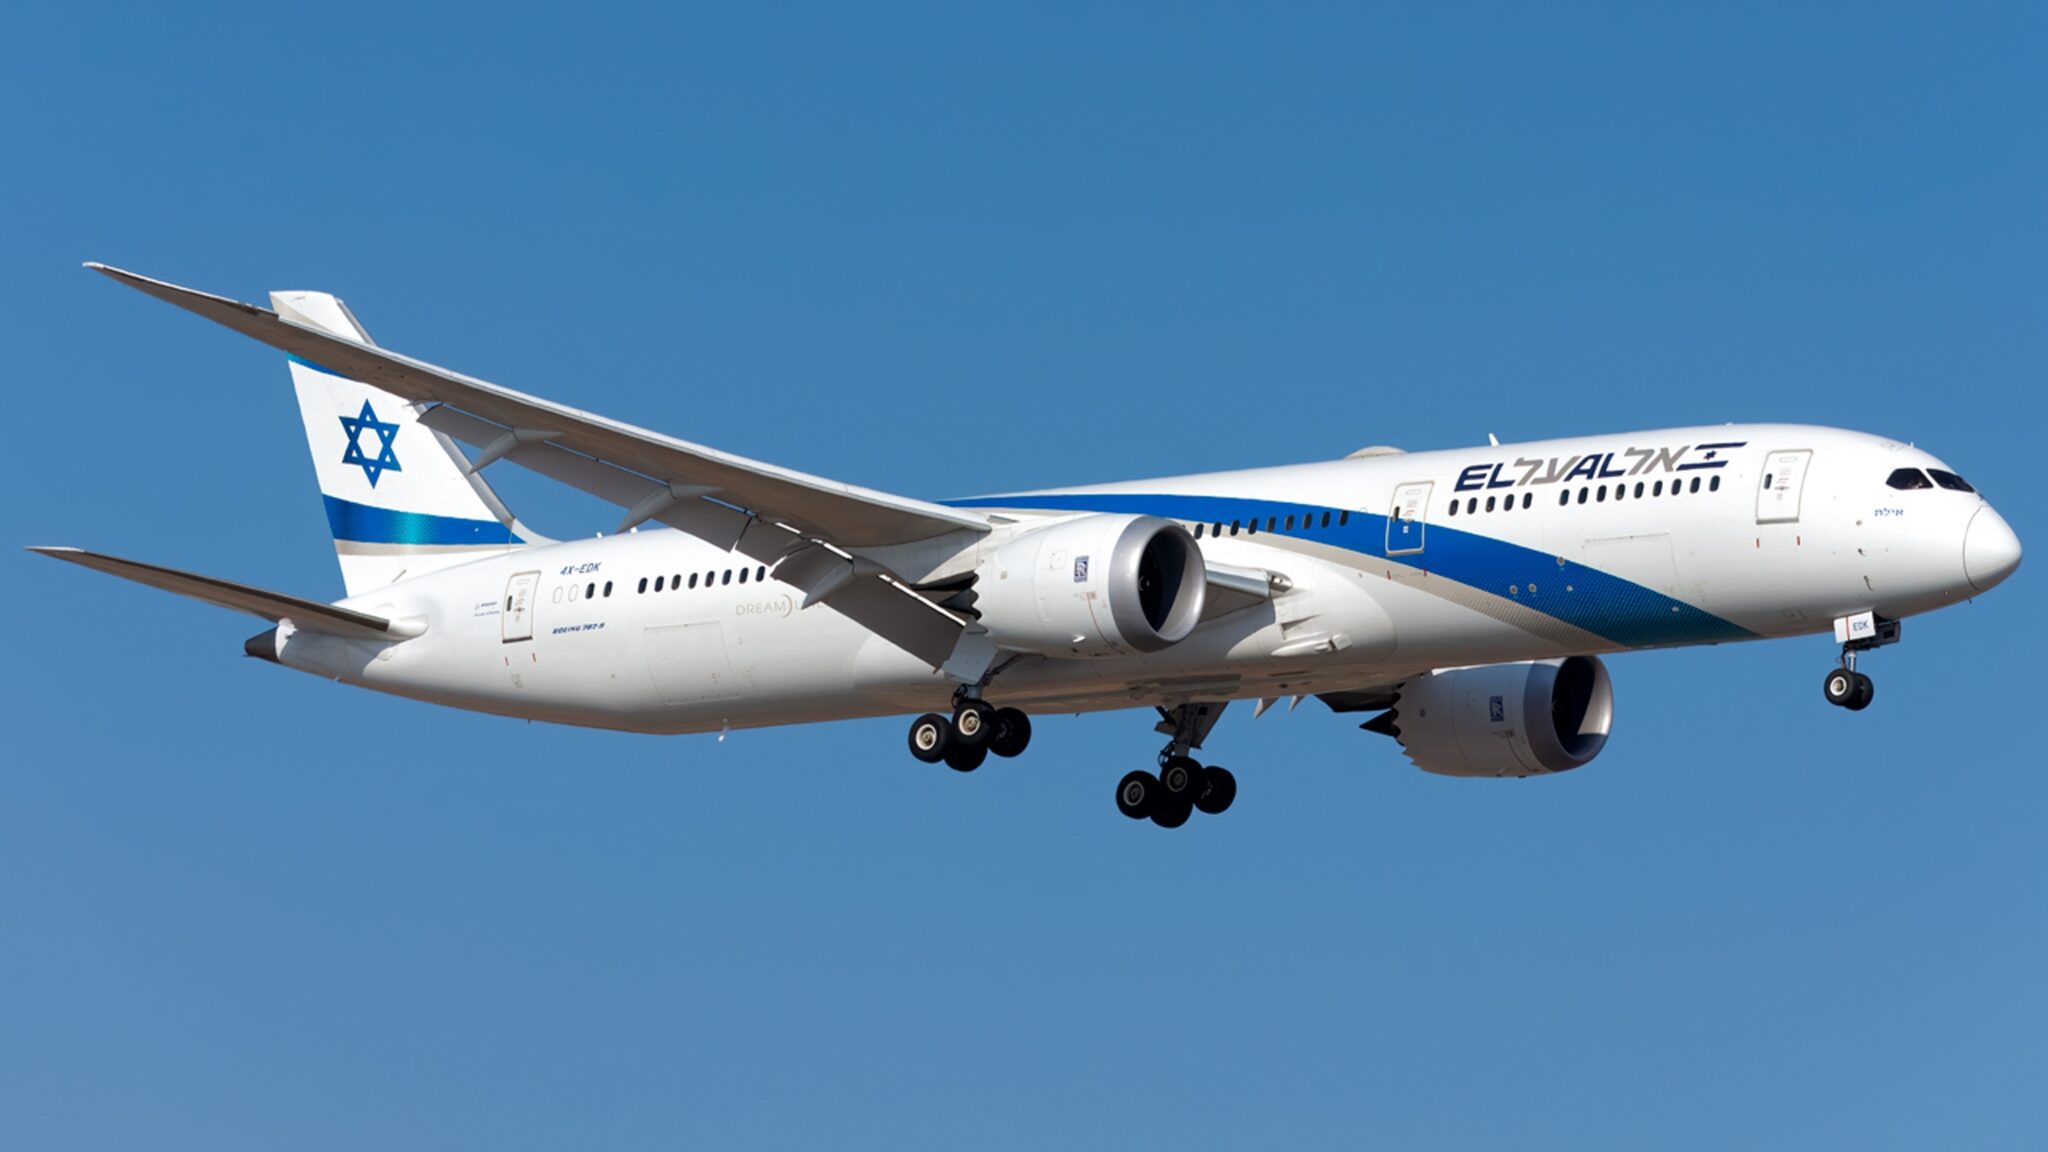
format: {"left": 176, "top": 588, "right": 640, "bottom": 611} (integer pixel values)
{"left": 1823, "top": 612, "right": 1900, "bottom": 713}
{"left": 1115, "top": 702, "right": 1235, "bottom": 829}
{"left": 906, "top": 691, "right": 1031, "bottom": 773}
{"left": 903, "top": 695, "right": 1238, "bottom": 829}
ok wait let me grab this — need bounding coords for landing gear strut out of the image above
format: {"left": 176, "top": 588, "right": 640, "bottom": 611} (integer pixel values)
{"left": 1824, "top": 613, "right": 1898, "bottom": 712}
{"left": 1115, "top": 702, "right": 1235, "bottom": 828}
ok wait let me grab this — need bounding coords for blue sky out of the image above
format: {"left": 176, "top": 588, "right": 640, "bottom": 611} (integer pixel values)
{"left": 4, "top": 3, "right": 2044, "bottom": 1147}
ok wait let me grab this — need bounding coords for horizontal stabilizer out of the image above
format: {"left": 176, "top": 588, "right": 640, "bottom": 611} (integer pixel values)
{"left": 27, "top": 547, "right": 404, "bottom": 641}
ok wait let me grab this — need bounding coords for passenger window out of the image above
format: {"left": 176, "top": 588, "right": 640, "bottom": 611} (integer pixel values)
{"left": 1230, "top": 521, "right": 1240, "bottom": 536}
{"left": 1484, "top": 496, "right": 1495, "bottom": 513}
{"left": 1194, "top": 523, "right": 1205, "bottom": 538}
{"left": 1213, "top": 522, "right": 1224, "bottom": 537}
{"left": 672, "top": 574, "right": 681, "bottom": 589}
{"left": 1886, "top": 468, "right": 1932, "bottom": 490}
{"left": 1689, "top": 477, "right": 1701, "bottom": 494}
{"left": 1339, "top": 512, "right": 1349, "bottom": 526}
{"left": 1559, "top": 490, "right": 1570, "bottom": 507}
{"left": 721, "top": 570, "right": 732, "bottom": 586}
{"left": 688, "top": 573, "right": 699, "bottom": 589}
{"left": 1320, "top": 512, "right": 1331, "bottom": 528}
{"left": 1247, "top": 519, "right": 1259, "bottom": 535}
{"left": 1710, "top": 475, "right": 1721, "bottom": 492}
{"left": 1597, "top": 485, "right": 1607, "bottom": 502}
{"left": 1266, "top": 517, "right": 1277, "bottom": 532}
{"left": 1577, "top": 488, "right": 1589, "bottom": 505}
{"left": 585, "top": 582, "right": 595, "bottom": 599}
{"left": 738, "top": 567, "right": 749, "bottom": 584}
{"left": 1522, "top": 493, "right": 1532, "bottom": 509}
{"left": 1929, "top": 469, "right": 1975, "bottom": 492}
{"left": 654, "top": 576, "right": 665, "bottom": 592}
{"left": 1447, "top": 500, "right": 1458, "bottom": 517}
{"left": 638, "top": 577, "right": 648, "bottom": 594}
{"left": 757, "top": 566, "right": 768, "bottom": 581}
{"left": 603, "top": 581, "right": 613, "bottom": 598}
{"left": 569, "top": 584, "right": 580, "bottom": 601}
{"left": 1653, "top": 480, "right": 1664, "bottom": 496}
{"left": 1633, "top": 482, "right": 1644, "bottom": 499}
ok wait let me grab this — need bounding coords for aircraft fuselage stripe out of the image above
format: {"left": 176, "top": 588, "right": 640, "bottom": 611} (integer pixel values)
{"left": 945, "top": 493, "right": 1756, "bottom": 649}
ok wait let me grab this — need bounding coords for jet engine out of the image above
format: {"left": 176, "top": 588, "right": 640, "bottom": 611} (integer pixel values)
{"left": 976, "top": 514, "right": 1207, "bottom": 658}
{"left": 1363, "top": 656, "right": 1614, "bottom": 777}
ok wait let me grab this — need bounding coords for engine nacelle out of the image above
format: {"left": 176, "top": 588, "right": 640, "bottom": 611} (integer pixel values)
{"left": 977, "top": 514, "right": 1207, "bottom": 658}
{"left": 1368, "top": 656, "right": 1614, "bottom": 777}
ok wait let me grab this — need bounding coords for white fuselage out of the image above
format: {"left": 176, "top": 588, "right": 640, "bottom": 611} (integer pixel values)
{"left": 268, "top": 423, "right": 2015, "bottom": 734}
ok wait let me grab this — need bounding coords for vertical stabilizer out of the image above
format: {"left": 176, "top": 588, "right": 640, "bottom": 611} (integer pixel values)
{"left": 273, "top": 290, "right": 548, "bottom": 595}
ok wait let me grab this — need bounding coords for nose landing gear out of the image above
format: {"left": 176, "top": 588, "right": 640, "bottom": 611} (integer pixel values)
{"left": 1824, "top": 612, "right": 1898, "bottom": 712}
{"left": 1823, "top": 665, "right": 1874, "bottom": 711}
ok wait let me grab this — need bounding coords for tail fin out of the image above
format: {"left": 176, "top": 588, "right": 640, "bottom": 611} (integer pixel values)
{"left": 273, "top": 290, "right": 548, "bottom": 595}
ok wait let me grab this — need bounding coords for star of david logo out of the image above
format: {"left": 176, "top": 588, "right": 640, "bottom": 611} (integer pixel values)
{"left": 339, "top": 401, "right": 402, "bottom": 487}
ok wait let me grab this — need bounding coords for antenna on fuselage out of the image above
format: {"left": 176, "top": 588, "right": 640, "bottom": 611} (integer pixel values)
{"left": 1488, "top": 433, "right": 1500, "bottom": 446}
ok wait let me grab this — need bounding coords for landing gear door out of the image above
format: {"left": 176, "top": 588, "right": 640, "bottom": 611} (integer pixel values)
{"left": 1386, "top": 481, "right": 1432, "bottom": 556}
{"left": 1756, "top": 449, "right": 1812, "bottom": 525}
{"left": 503, "top": 570, "right": 540, "bottom": 642}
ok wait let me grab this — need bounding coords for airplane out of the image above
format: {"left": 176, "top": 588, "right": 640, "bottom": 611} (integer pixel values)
{"left": 33, "top": 265, "right": 2023, "bottom": 828}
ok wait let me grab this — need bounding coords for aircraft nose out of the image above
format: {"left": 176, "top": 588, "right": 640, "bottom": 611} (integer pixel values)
{"left": 1964, "top": 504, "right": 2022, "bottom": 593}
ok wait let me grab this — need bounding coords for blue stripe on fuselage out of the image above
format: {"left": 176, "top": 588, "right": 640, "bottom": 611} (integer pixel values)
{"left": 944, "top": 493, "right": 1753, "bottom": 649}
{"left": 323, "top": 496, "right": 523, "bottom": 547}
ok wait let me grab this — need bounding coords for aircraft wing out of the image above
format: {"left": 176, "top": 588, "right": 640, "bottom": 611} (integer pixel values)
{"left": 87, "top": 264, "right": 988, "bottom": 548}
{"left": 89, "top": 264, "right": 989, "bottom": 669}
{"left": 28, "top": 547, "right": 403, "bottom": 641}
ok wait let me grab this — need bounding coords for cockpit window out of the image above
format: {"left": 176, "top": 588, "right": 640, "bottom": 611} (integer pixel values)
{"left": 1928, "top": 469, "right": 1976, "bottom": 493}
{"left": 1885, "top": 468, "right": 1933, "bottom": 490}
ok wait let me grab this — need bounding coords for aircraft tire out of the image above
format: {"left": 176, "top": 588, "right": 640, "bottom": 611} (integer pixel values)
{"left": 1194, "top": 766, "right": 1237, "bottom": 815}
{"left": 1151, "top": 796, "right": 1193, "bottom": 829}
{"left": 1845, "top": 672, "right": 1875, "bottom": 711}
{"left": 1823, "top": 668, "right": 1857, "bottom": 707}
{"left": 1116, "top": 771, "right": 1157, "bottom": 820}
{"left": 952, "top": 701, "right": 994, "bottom": 748}
{"left": 1159, "top": 755, "right": 1201, "bottom": 800}
{"left": 908, "top": 713, "right": 951, "bottom": 763}
{"left": 944, "top": 742, "right": 988, "bottom": 773}
{"left": 988, "top": 708, "right": 1032, "bottom": 758}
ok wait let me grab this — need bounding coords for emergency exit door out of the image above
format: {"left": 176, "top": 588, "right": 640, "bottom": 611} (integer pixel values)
{"left": 503, "top": 570, "right": 540, "bottom": 642}
{"left": 1755, "top": 449, "right": 1813, "bottom": 525}
{"left": 1386, "top": 481, "right": 1432, "bottom": 556}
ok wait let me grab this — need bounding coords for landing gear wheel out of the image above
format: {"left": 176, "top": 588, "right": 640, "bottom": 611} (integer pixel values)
{"left": 1159, "top": 755, "right": 1201, "bottom": 800}
{"left": 908, "top": 713, "right": 951, "bottom": 763}
{"left": 943, "top": 742, "right": 988, "bottom": 773}
{"left": 1116, "top": 771, "right": 1158, "bottom": 820}
{"left": 1845, "top": 671, "right": 1875, "bottom": 712}
{"left": 952, "top": 701, "right": 994, "bottom": 748}
{"left": 1823, "top": 668, "right": 1858, "bottom": 708}
{"left": 1194, "top": 766, "right": 1237, "bottom": 815}
{"left": 988, "top": 708, "right": 1032, "bottom": 758}
{"left": 1151, "top": 798, "right": 1193, "bottom": 829}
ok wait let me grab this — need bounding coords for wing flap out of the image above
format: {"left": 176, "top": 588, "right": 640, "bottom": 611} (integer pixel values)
{"left": 29, "top": 547, "right": 402, "bottom": 641}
